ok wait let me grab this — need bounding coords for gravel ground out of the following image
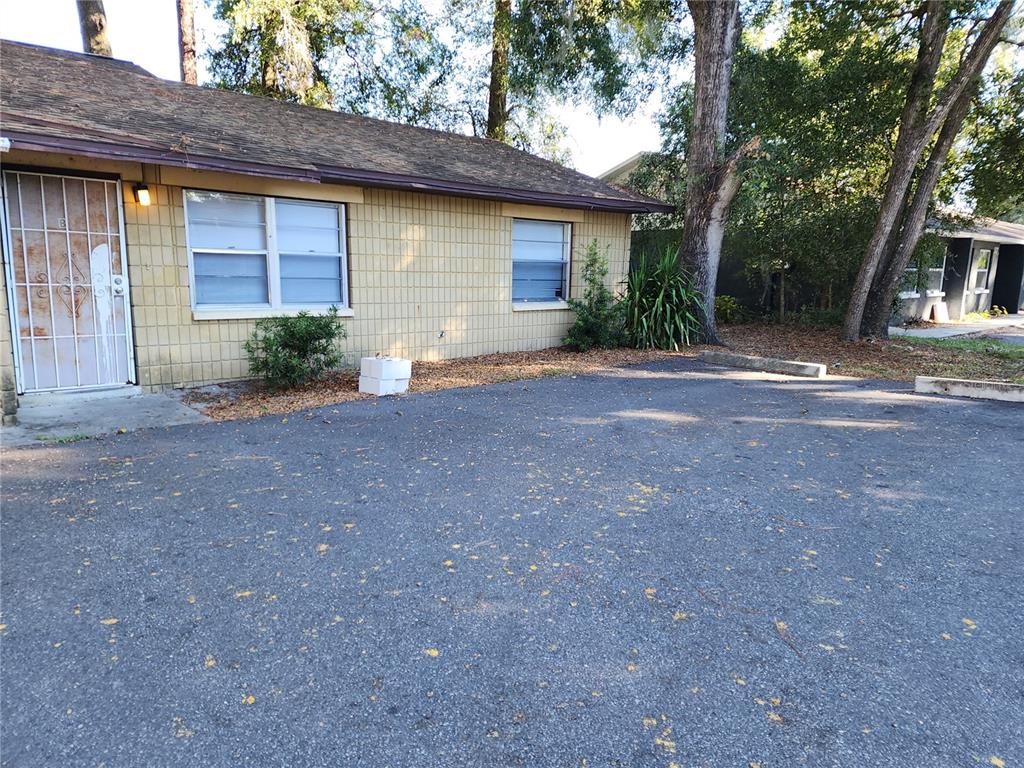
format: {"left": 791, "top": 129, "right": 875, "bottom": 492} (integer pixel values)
{"left": 2, "top": 358, "right": 1021, "bottom": 767}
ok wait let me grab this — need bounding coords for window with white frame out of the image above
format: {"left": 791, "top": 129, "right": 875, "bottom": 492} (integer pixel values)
{"left": 899, "top": 265, "right": 920, "bottom": 299}
{"left": 973, "top": 248, "right": 992, "bottom": 291}
{"left": 900, "top": 250, "right": 947, "bottom": 299}
{"left": 511, "top": 218, "right": 571, "bottom": 303}
{"left": 924, "top": 262, "right": 945, "bottom": 295}
{"left": 184, "top": 190, "right": 348, "bottom": 309}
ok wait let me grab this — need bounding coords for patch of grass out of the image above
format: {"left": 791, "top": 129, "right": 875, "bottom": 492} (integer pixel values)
{"left": 35, "top": 433, "right": 90, "bottom": 444}
{"left": 902, "top": 336, "right": 1024, "bottom": 361}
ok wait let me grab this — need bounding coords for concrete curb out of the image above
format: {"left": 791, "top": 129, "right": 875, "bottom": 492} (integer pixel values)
{"left": 698, "top": 350, "right": 826, "bottom": 378}
{"left": 914, "top": 376, "right": 1024, "bottom": 403}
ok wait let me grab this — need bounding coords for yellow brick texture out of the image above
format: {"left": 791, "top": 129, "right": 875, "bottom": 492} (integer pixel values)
{"left": 124, "top": 184, "right": 631, "bottom": 390}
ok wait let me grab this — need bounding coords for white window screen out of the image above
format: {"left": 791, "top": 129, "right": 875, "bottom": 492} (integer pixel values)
{"left": 974, "top": 249, "right": 991, "bottom": 291}
{"left": 193, "top": 252, "right": 269, "bottom": 305}
{"left": 276, "top": 201, "right": 344, "bottom": 305}
{"left": 186, "top": 191, "right": 347, "bottom": 309}
{"left": 512, "top": 219, "right": 570, "bottom": 303}
{"left": 897, "top": 266, "right": 921, "bottom": 299}
{"left": 186, "top": 193, "right": 266, "bottom": 250}
{"left": 186, "top": 191, "right": 268, "bottom": 305}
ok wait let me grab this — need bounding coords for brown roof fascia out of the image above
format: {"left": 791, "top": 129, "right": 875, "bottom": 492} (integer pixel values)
{"left": 3, "top": 130, "right": 675, "bottom": 214}
{"left": 316, "top": 166, "right": 674, "bottom": 213}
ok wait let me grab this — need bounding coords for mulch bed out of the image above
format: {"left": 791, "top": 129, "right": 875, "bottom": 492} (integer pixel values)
{"left": 182, "top": 324, "right": 1024, "bottom": 421}
{"left": 720, "top": 324, "right": 1024, "bottom": 384}
{"left": 183, "top": 347, "right": 678, "bottom": 421}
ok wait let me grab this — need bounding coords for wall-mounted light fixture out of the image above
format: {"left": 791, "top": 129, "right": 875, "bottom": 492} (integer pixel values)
{"left": 133, "top": 183, "right": 151, "bottom": 206}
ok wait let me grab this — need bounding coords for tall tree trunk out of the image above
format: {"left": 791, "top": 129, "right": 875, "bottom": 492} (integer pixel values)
{"left": 77, "top": 0, "right": 112, "bottom": 57}
{"left": 860, "top": 78, "right": 981, "bottom": 337}
{"left": 486, "top": 0, "right": 512, "bottom": 141}
{"left": 840, "top": 1, "right": 949, "bottom": 341}
{"left": 841, "top": 0, "right": 1014, "bottom": 341}
{"left": 178, "top": 0, "right": 198, "bottom": 85}
{"left": 678, "top": 0, "right": 756, "bottom": 345}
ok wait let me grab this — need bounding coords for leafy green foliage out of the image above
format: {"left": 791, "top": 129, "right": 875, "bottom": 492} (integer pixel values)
{"left": 210, "top": 0, "right": 457, "bottom": 126}
{"left": 631, "top": 26, "right": 907, "bottom": 310}
{"left": 439, "top": 0, "right": 680, "bottom": 157}
{"left": 244, "top": 307, "right": 346, "bottom": 389}
{"left": 35, "top": 433, "right": 90, "bottom": 444}
{"left": 506, "top": 0, "right": 678, "bottom": 116}
{"left": 629, "top": 2, "right": 1023, "bottom": 317}
{"left": 961, "top": 67, "right": 1024, "bottom": 223}
{"left": 563, "top": 240, "right": 624, "bottom": 352}
{"left": 904, "top": 335, "right": 1024, "bottom": 362}
{"left": 622, "top": 250, "right": 703, "bottom": 350}
{"left": 209, "top": 0, "right": 679, "bottom": 158}
{"left": 714, "top": 295, "right": 744, "bottom": 324}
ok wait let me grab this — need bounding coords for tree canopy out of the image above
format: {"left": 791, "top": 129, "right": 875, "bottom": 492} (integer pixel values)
{"left": 209, "top": 0, "right": 457, "bottom": 125}
{"left": 629, "top": 0, "right": 1023, "bottom": 322}
{"left": 208, "top": 0, "right": 681, "bottom": 159}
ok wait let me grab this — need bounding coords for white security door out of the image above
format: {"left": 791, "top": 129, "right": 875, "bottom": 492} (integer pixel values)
{"left": 2, "top": 171, "right": 135, "bottom": 392}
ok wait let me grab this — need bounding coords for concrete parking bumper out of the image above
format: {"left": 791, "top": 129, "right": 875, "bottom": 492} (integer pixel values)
{"left": 915, "top": 375, "right": 1024, "bottom": 403}
{"left": 698, "top": 350, "right": 827, "bottom": 378}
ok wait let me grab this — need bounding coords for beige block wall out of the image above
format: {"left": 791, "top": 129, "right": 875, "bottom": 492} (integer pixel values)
{"left": 0, "top": 158, "right": 631, "bottom": 395}
{"left": 126, "top": 182, "right": 631, "bottom": 390}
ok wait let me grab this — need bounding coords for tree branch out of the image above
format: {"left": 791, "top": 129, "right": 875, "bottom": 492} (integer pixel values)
{"left": 924, "top": 0, "right": 1015, "bottom": 137}
{"left": 716, "top": 135, "right": 762, "bottom": 203}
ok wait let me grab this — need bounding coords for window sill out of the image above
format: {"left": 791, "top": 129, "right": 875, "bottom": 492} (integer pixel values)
{"left": 192, "top": 306, "right": 354, "bottom": 321}
{"left": 974, "top": 289, "right": 990, "bottom": 295}
{"left": 925, "top": 291, "right": 945, "bottom": 298}
{"left": 898, "top": 292, "right": 921, "bottom": 300}
{"left": 512, "top": 300, "right": 570, "bottom": 312}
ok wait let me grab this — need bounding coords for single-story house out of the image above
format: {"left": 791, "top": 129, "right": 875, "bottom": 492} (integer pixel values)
{"left": 895, "top": 217, "right": 1024, "bottom": 323}
{"left": 0, "top": 41, "right": 670, "bottom": 421}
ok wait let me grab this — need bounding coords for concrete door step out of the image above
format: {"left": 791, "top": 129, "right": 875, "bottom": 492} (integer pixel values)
{"left": 18, "top": 385, "right": 143, "bottom": 408}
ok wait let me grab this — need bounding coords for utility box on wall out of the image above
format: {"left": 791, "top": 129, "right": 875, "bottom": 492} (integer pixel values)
{"left": 359, "top": 357, "right": 411, "bottom": 396}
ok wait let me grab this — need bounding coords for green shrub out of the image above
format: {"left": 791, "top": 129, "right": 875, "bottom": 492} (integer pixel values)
{"left": 714, "top": 294, "right": 744, "bottom": 324}
{"left": 244, "top": 307, "right": 346, "bottom": 389}
{"left": 563, "top": 240, "right": 624, "bottom": 351}
{"left": 622, "top": 249, "right": 703, "bottom": 350}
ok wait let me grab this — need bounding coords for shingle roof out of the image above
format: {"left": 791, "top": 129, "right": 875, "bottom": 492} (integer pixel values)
{"left": 947, "top": 217, "right": 1024, "bottom": 246}
{"left": 0, "top": 40, "right": 672, "bottom": 213}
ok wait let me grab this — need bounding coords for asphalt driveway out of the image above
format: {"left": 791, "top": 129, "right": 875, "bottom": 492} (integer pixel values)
{"left": 2, "top": 359, "right": 1022, "bottom": 767}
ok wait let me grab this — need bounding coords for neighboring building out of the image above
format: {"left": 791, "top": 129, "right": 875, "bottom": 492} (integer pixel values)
{"left": 0, "top": 41, "right": 670, "bottom": 420}
{"left": 598, "top": 153, "right": 657, "bottom": 189}
{"left": 896, "top": 218, "right": 1024, "bottom": 323}
{"left": 599, "top": 156, "right": 1024, "bottom": 324}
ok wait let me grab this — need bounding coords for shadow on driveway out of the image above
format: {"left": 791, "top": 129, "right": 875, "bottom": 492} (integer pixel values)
{"left": 2, "top": 358, "right": 1021, "bottom": 766}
